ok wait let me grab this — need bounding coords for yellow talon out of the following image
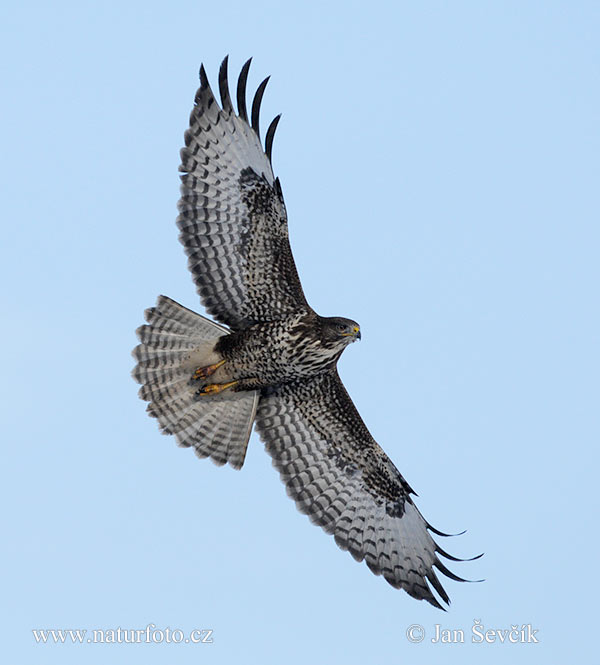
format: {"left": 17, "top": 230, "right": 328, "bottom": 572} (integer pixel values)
{"left": 197, "top": 380, "right": 238, "bottom": 396}
{"left": 192, "top": 359, "right": 226, "bottom": 380}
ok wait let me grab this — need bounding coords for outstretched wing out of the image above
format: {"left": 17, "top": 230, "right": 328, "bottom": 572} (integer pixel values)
{"left": 177, "top": 57, "right": 310, "bottom": 330}
{"left": 254, "top": 371, "right": 470, "bottom": 608}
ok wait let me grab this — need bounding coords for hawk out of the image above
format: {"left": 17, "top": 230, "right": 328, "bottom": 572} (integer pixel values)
{"left": 132, "top": 57, "right": 475, "bottom": 609}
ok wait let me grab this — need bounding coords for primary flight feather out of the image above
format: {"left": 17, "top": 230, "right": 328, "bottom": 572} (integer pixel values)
{"left": 132, "top": 57, "right": 475, "bottom": 609}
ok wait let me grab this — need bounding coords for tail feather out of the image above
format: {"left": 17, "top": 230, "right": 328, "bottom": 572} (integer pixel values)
{"left": 144, "top": 296, "right": 228, "bottom": 333}
{"left": 140, "top": 377, "right": 192, "bottom": 406}
{"left": 175, "top": 397, "right": 257, "bottom": 469}
{"left": 133, "top": 295, "right": 258, "bottom": 470}
{"left": 136, "top": 368, "right": 186, "bottom": 394}
{"left": 139, "top": 369, "right": 188, "bottom": 402}
{"left": 137, "top": 327, "right": 202, "bottom": 350}
{"left": 134, "top": 352, "right": 195, "bottom": 371}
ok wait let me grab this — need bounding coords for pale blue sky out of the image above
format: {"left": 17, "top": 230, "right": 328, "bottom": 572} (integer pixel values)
{"left": 2, "top": 1, "right": 599, "bottom": 663}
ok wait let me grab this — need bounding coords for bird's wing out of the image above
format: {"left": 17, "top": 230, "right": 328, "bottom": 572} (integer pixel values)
{"left": 177, "top": 57, "right": 311, "bottom": 330}
{"left": 254, "top": 371, "right": 469, "bottom": 608}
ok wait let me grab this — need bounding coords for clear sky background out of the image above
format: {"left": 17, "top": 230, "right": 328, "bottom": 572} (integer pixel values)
{"left": 2, "top": 1, "right": 599, "bottom": 663}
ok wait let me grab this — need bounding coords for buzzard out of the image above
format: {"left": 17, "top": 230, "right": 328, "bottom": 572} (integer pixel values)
{"left": 132, "top": 57, "right": 475, "bottom": 608}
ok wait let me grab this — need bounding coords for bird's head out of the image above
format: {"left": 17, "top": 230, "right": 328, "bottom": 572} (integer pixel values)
{"left": 320, "top": 316, "right": 361, "bottom": 349}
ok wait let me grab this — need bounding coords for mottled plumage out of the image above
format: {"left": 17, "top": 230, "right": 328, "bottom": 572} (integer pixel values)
{"left": 132, "top": 57, "right": 475, "bottom": 609}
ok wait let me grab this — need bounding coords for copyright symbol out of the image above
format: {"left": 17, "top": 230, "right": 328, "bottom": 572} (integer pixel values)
{"left": 406, "top": 624, "right": 425, "bottom": 643}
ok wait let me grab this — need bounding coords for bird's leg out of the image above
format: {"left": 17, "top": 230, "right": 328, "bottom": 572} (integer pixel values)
{"left": 192, "top": 359, "right": 226, "bottom": 381}
{"left": 196, "top": 380, "right": 238, "bottom": 396}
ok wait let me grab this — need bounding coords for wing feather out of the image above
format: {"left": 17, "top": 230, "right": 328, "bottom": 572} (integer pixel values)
{"left": 254, "top": 371, "right": 467, "bottom": 608}
{"left": 218, "top": 55, "right": 234, "bottom": 113}
{"left": 178, "top": 58, "right": 310, "bottom": 329}
{"left": 265, "top": 114, "right": 281, "bottom": 164}
{"left": 251, "top": 76, "right": 270, "bottom": 138}
{"left": 236, "top": 58, "right": 252, "bottom": 122}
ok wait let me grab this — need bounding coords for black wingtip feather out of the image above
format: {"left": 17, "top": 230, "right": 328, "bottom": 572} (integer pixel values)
{"left": 425, "top": 592, "right": 446, "bottom": 611}
{"left": 218, "top": 55, "right": 233, "bottom": 113}
{"left": 199, "top": 63, "right": 209, "bottom": 89}
{"left": 237, "top": 58, "right": 252, "bottom": 121}
{"left": 427, "top": 522, "right": 467, "bottom": 537}
{"left": 436, "top": 545, "right": 484, "bottom": 563}
{"left": 434, "top": 559, "right": 476, "bottom": 584}
{"left": 426, "top": 569, "right": 451, "bottom": 606}
{"left": 251, "top": 76, "right": 270, "bottom": 139}
{"left": 265, "top": 114, "right": 281, "bottom": 163}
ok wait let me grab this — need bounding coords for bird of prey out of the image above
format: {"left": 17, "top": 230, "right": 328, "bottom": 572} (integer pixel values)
{"left": 132, "top": 57, "right": 475, "bottom": 609}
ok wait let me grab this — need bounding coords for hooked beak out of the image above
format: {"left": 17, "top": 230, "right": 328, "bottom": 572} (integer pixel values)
{"left": 341, "top": 326, "right": 361, "bottom": 341}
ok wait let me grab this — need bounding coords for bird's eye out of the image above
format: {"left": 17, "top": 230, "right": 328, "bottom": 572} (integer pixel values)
{"left": 337, "top": 324, "right": 346, "bottom": 331}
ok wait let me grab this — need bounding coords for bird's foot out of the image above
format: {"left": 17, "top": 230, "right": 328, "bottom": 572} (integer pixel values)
{"left": 196, "top": 380, "right": 238, "bottom": 396}
{"left": 192, "top": 359, "right": 226, "bottom": 380}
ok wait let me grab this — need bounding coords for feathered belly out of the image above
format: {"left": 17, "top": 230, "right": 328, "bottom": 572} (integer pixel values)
{"left": 217, "top": 319, "right": 337, "bottom": 389}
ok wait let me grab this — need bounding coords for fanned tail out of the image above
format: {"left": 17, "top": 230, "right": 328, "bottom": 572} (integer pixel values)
{"left": 132, "top": 295, "right": 258, "bottom": 469}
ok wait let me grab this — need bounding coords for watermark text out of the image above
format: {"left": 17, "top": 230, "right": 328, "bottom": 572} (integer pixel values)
{"left": 406, "top": 619, "right": 539, "bottom": 645}
{"left": 32, "top": 624, "right": 213, "bottom": 645}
